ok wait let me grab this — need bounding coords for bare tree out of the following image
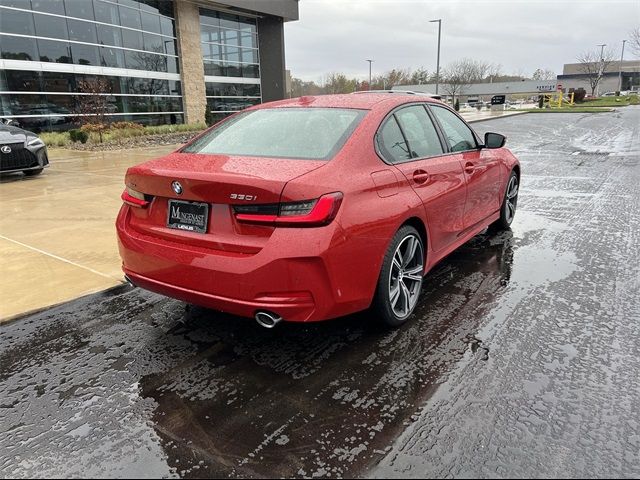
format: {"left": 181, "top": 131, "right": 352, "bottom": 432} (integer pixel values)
{"left": 75, "top": 77, "right": 113, "bottom": 142}
{"left": 532, "top": 68, "right": 556, "bottom": 80}
{"left": 576, "top": 49, "right": 616, "bottom": 95}
{"left": 441, "top": 58, "right": 485, "bottom": 103}
{"left": 324, "top": 72, "right": 357, "bottom": 94}
{"left": 410, "top": 67, "right": 430, "bottom": 85}
{"left": 630, "top": 27, "right": 640, "bottom": 57}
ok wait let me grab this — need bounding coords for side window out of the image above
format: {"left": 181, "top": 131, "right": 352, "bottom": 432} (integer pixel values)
{"left": 430, "top": 106, "right": 478, "bottom": 152}
{"left": 395, "top": 105, "right": 444, "bottom": 159}
{"left": 378, "top": 116, "right": 411, "bottom": 163}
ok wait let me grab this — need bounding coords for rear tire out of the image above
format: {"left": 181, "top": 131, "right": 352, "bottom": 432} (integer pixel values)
{"left": 372, "top": 225, "right": 425, "bottom": 328}
{"left": 24, "top": 168, "right": 43, "bottom": 177}
{"left": 491, "top": 170, "right": 518, "bottom": 230}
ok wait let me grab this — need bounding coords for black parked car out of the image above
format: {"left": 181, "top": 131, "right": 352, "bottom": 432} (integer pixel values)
{"left": 0, "top": 120, "right": 49, "bottom": 176}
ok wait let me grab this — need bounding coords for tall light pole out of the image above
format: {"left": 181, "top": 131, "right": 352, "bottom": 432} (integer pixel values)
{"left": 366, "top": 59, "right": 373, "bottom": 90}
{"left": 618, "top": 39, "right": 627, "bottom": 92}
{"left": 429, "top": 19, "right": 442, "bottom": 95}
{"left": 596, "top": 43, "right": 606, "bottom": 96}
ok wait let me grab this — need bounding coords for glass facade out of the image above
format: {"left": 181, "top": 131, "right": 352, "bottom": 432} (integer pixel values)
{"left": 0, "top": 0, "right": 182, "bottom": 131}
{"left": 200, "top": 8, "right": 261, "bottom": 124}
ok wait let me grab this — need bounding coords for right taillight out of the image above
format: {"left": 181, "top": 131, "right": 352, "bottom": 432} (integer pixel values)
{"left": 234, "top": 192, "right": 343, "bottom": 227}
{"left": 121, "top": 187, "right": 151, "bottom": 208}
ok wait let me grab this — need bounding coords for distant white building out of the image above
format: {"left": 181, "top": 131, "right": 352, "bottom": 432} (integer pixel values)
{"left": 392, "top": 80, "right": 558, "bottom": 102}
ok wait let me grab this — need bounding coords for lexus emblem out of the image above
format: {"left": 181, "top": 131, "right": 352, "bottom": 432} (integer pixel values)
{"left": 1, "top": 146, "right": 11, "bottom": 154}
{"left": 171, "top": 181, "right": 183, "bottom": 195}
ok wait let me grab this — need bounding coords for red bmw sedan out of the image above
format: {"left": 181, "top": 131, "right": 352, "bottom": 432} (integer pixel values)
{"left": 116, "top": 93, "right": 520, "bottom": 328}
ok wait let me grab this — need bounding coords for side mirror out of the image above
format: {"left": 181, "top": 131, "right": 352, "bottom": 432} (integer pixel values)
{"left": 484, "top": 132, "right": 506, "bottom": 149}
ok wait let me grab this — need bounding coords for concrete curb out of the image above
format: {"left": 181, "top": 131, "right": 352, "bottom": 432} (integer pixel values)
{"left": 466, "top": 111, "right": 529, "bottom": 124}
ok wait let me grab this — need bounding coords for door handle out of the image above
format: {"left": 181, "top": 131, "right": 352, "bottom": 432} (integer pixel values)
{"left": 412, "top": 170, "right": 430, "bottom": 185}
{"left": 464, "top": 162, "right": 475, "bottom": 174}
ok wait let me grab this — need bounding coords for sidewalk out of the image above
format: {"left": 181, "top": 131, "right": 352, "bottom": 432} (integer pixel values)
{"left": 0, "top": 144, "right": 179, "bottom": 322}
{"left": 460, "top": 109, "right": 528, "bottom": 123}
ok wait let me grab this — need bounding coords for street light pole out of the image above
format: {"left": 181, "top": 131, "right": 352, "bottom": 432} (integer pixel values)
{"left": 366, "top": 59, "right": 373, "bottom": 90}
{"left": 618, "top": 40, "right": 627, "bottom": 92}
{"left": 429, "top": 19, "right": 442, "bottom": 95}
{"left": 596, "top": 43, "right": 606, "bottom": 97}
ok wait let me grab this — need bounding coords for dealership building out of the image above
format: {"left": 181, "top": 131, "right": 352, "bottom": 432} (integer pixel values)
{"left": 0, "top": 0, "right": 298, "bottom": 131}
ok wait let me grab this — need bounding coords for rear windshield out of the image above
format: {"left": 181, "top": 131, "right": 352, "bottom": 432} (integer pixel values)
{"left": 182, "top": 107, "right": 366, "bottom": 160}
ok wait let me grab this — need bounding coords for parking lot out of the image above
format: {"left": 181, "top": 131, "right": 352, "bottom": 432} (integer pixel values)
{"left": 1, "top": 107, "right": 639, "bottom": 478}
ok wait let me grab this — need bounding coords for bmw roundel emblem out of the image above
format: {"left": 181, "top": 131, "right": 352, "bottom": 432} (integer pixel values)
{"left": 171, "top": 181, "right": 183, "bottom": 195}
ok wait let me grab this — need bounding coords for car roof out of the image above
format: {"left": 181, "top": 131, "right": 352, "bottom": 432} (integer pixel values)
{"left": 254, "top": 93, "right": 442, "bottom": 111}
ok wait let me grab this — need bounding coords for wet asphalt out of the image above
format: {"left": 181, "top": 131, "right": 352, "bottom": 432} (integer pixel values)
{"left": 1, "top": 107, "right": 639, "bottom": 479}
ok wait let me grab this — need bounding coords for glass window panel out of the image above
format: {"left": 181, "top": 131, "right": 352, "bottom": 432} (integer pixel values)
{"left": 395, "top": 105, "right": 444, "bottom": 158}
{"left": 168, "top": 80, "right": 180, "bottom": 95}
{"left": 0, "top": 35, "right": 38, "bottom": 61}
{"left": 218, "top": 13, "right": 238, "bottom": 30}
{"left": 70, "top": 43, "right": 100, "bottom": 65}
{"left": 163, "top": 38, "right": 175, "bottom": 55}
{"left": 42, "top": 71, "right": 75, "bottom": 92}
{"left": 118, "top": 0, "right": 139, "bottom": 7}
{"left": 140, "top": 11, "right": 161, "bottom": 33}
{"left": 200, "top": 10, "right": 219, "bottom": 27}
{"left": 32, "top": 0, "right": 66, "bottom": 15}
{"left": 203, "top": 61, "right": 223, "bottom": 77}
{"left": 34, "top": 13, "right": 69, "bottom": 40}
{"left": 67, "top": 18, "right": 98, "bottom": 43}
{"left": 124, "top": 49, "right": 166, "bottom": 72}
{"left": 185, "top": 108, "right": 364, "bottom": 161}
{"left": 119, "top": 5, "right": 142, "bottom": 29}
{"left": 1, "top": 0, "right": 31, "bottom": 9}
{"left": 3, "top": 69, "right": 41, "bottom": 91}
{"left": 0, "top": 8, "right": 35, "bottom": 35}
{"left": 165, "top": 55, "right": 177, "bottom": 73}
{"left": 238, "top": 17, "right": 256, "bottom": 34}
{"left": 224, "top": 46, "right": 239, "bottom": 63}
{"left": 159, "top": 16, "right": 173, "bottom": 36}
{"left": 239, "top": 32, "right": 256, "bottom": 48}
{"left": 200, "top": 24, "right": 220, "bottom": 43}
{"left": 378, "top": 116, "right": 411, "bottom": 163}
{"left": 64, "top": 0, "right": 95, "bottom": 20}
{"left": 221, "top": 28, "right": 239, "bottom": 47}
{"left": 157, "top": 0, "right": 172, "bottom": 17}
{"left": 97, "top": 24, "right": 123, "bottom": 47}
{"left": 241, "top": 48, "right": 258, "bottom": 64}
{"left": 241, "top": 64, "right": 259, "bottom": 78}
{"left": 99, "top": 45, "right": 125, "bottom": 68}
{"left": 94, "top": 0, "right": 120, "bottom": 24}
{"left": 121, "top": 28, "right": 143, "bottom": 49}
{"left": 139, "top": 0, "right": 159, "bottom": 14}
{"left": 0, "top": 69, "right": 8, "bottom": 92}
{"left": 430, "top": 105, "right": 478, "bottom": 152}
{"left": 37, "top": 39, "right": 72, "bottom": 63}
{"left": 226, "top": 63, "right": 241, "bottom": 77}
{"left": 143, "top": 32, "right": 163, "bottom": 52}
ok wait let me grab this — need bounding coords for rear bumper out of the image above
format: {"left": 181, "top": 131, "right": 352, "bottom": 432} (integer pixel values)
{"left": 116, "top": 206, "right": 371, "bottom": 322}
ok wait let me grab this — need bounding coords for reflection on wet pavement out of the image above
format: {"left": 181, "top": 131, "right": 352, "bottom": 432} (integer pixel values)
{"left": 1, "top": 107, "right": 639, "bottom": 478}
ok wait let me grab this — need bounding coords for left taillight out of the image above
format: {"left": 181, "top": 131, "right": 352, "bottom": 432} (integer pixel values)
{"left": 234, "top": 192, "right": 343, "bottom": 227}
{"left": 121, "top": 187, "right": 151, "bottom": 208}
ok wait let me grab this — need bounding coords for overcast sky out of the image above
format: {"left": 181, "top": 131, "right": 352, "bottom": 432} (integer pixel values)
{"left": 284, "top": 0, "right": 640, "bottom": 83}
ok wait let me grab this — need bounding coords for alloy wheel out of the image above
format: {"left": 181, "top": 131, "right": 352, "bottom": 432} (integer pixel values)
{"left": 505, "top": 175, "right": 518, "bottom": 224}
{"left": 388, "top": 234, "right": 424, "bottom": 319}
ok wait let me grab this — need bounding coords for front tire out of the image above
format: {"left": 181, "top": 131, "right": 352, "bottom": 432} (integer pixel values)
{"left": 491, "top": 170, "right": 518, "bottom": 230}
{"left": 372, "top": 225, "right": 425, "bottom": 328}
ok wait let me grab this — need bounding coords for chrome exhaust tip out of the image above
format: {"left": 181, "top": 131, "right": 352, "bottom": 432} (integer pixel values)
{"left": 255, "top": 311, "right": 283, "bottom": 329}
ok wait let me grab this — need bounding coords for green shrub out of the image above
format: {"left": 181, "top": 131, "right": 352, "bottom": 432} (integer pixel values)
{"left": 78, "top": 130, "right": 89, "bottom": 143}
{"left": 40, "top": 132, "right": 71, "bottom": 147}
{"left": 69, "top": 129, "right": 81, "bottom": 142}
